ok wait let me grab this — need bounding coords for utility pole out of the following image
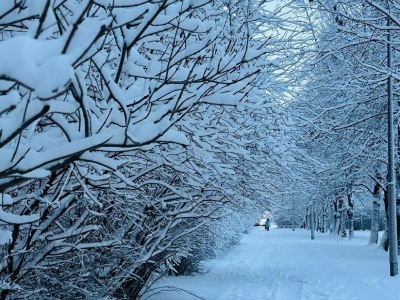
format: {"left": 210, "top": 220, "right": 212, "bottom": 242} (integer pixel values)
{"left": 387, "top": 15, "right": 398, "bottom": 277}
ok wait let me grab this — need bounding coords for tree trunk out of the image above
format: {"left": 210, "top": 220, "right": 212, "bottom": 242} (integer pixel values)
{"left": 378, "top": 184, "right": 400, "bottom": 252}
{"left": 369, "top": 182, "right": 381, "bottom": 245}
{"left": 321, "top": 204, "right": 328, "bottom": 233}
{"left": 329, "top": 202, "right": 334, "bottom": 233}
{"left": 380, "top": 189, "right": 389, "bottom": 251}
{"left": 305, "top": 207, "right": 310, "bottom": 229}
{"left": 321, "top": 208, "right": 325, "bottom": 233}
{"left": 317, "top": 211, "right": 322, "bottom": 232}
{"left": 310, "top": 204, "right": 315, "bottom": 240}
{"left": 292, "top": 200, "right": 295, "bottom": 231}
{"left": 333, "top": 199, "right": 341, "bottom": 235}
{"left": 382, "top": 164, "right": 400, "bottom": 251}
{"left": 339, "top": 197, "right": 347, "bottom": 238}
{"left": 360, "top": 213, "right": 364, "bottom": 231}
{"left": 347, "top": 193, "right": 354, "bottom": 239}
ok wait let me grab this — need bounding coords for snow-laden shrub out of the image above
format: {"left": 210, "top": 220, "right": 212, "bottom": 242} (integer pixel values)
{"left": 0, "top": 0, "right": 283, "bottom": 299}
{"left": 164, "top": 208, "right": 259, "bottom": 277}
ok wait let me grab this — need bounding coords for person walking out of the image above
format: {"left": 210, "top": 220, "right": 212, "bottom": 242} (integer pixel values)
{"left": 265, "top": 218, "right": 270, "bottom": 231}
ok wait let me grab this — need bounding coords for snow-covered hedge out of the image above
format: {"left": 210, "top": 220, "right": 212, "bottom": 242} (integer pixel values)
{"left": 0, "top": 1, "right": 284, "bottom": 299}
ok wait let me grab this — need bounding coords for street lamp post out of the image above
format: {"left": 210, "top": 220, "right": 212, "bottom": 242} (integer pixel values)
{"left": 387, "top": 16, "right": 398, "bottom": 277}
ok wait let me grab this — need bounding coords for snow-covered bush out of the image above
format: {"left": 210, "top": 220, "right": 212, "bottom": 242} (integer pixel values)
{"left": 0, "top": 0, "right": 283, "bottom": 299}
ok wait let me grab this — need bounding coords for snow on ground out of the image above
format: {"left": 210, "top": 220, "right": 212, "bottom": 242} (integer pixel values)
{"left": 144, "top": 227, "right": 400, "bottom": 300}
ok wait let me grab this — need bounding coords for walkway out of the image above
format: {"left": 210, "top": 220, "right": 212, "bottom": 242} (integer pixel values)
{"left": 144, "top": 228, "right": 399, "bottom": 300}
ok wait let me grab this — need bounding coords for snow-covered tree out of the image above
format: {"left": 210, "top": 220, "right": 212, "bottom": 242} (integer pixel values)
{"left": 0, "top": 1, "right": 286, "bottom": 299}
{"left": 285, "top": 0, "right": 399, "bottom": 243}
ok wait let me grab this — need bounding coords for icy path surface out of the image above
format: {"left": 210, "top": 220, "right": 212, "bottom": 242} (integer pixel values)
{"left": 144, "top": 228, "right": 400, "bottom": 300}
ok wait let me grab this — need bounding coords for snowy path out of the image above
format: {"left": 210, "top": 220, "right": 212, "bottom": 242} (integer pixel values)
{"left": 144, "top": 228, "right": 400, "bottom": 300}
